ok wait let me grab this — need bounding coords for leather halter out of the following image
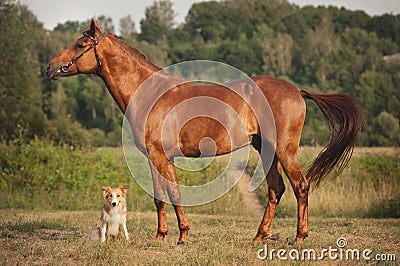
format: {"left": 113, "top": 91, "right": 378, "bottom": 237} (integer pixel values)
{"left": 60, "top": 32, "right": 105, "bottom": 75}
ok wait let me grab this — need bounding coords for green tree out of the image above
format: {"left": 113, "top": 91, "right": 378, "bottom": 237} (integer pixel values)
{"left": 184, "top": 1, "right": 225, "bottom": 43}
{"left": 377, "top": 111, "right": 399, "bottom": 144}
{"left": 53, "top": 20, "right": 84, "bottom": 33}
{"left": 354, "top": 71, "right": 377, "bottom": 118}
{"left": 119, "top": 15, "right": 136, "bottom": 40}
{"left": 263, "top": 33, "right": 293, "bottom": 77}
{"left": 280, "top": 8, "right": 311, "bottom": 42}
{"left": 2, "top": 0, "right": 398, "bottom": 147}
{"left": 97, "top": 15, "right": 114, "bottom": 32}
{"left": 0, "top": 0, "right": 45, "bottom": 140}
{"left": 252, "top": 0, "right": 279, "bottom": 28}
{"left": 216, "top": 34, "right": 263, "bottom": 75}
{"left": 328, "top": 7, "right": 369, "bottom": 33}
{"left": 367, "top": 14, "right": 400, "bottom": 47}
{"left": 292, "top": 14, "right": 339, "bottom": 88}
{"left": 139, "top": 0, "right": 176, "bottom": 44}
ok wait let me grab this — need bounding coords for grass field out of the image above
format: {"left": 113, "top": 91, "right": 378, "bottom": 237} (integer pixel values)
{"left": 249, "top": 147, "right": 400, "bottom": 219}
{"left": 0, "top": 210, "right": 398, "bottom": 265}
{"left": 0, "top": 141, "right": 399, "bottom": 264}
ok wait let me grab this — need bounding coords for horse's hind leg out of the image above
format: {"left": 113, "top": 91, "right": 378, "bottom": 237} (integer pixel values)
{"left": 276, "top": 145, "right": 309, "bottom": 243}
{"left": 253, "top": 154, "right": 286, "bottom": 243}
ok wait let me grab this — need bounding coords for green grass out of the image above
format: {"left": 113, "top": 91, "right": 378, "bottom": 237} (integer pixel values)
{"left": 1, "top": 140, "right": 399, "bottom": 219}
{"left": 0, "top": 139, "right": 245, "bottom": 215}
{"left": 0, "top": 140, "right": 151, "bottom": 210}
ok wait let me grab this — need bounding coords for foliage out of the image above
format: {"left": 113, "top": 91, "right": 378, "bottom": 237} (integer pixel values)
{"left": 1, "top": 139, "right": 399, "bottom": 220}
{"left": 0, "top": 0, "right": 399, "bottom": 146}
{"left": 139, "top": 0, "right": 175, "bottom": 44}
{"left": 0, "top": 139, "right": 151, "bottom": 210}
{"left": 0, "top": 1, "right": 45, "bottom": 140}
{"left": 119, "top": 15, "right": 136, "bottom": 40}
{"left": 0, "top": 139, "right": 232, "bottom": 213}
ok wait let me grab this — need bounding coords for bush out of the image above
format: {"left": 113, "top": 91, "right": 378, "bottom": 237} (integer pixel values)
{"left": 0, "top": 139, "right": 150, "bottom": 210}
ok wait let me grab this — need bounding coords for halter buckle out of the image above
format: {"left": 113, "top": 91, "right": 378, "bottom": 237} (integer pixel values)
{"left": 59, "top": 32, "right": 105, "bottom": 75}
{"left": 61, "top": 64, "right": 71, "bottom": 73}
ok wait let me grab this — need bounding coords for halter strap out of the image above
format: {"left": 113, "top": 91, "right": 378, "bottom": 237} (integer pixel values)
{"left": 60, "top": 32, "right": 105, "bottom": 75}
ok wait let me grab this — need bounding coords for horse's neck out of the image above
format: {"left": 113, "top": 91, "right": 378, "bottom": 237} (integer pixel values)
{"left": 99, "top": 37, "right": 160, "bottom": 113}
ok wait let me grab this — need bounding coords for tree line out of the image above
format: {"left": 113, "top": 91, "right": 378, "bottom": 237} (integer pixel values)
{"left": 0, "top": 0, "right": 399, "bottom": 146}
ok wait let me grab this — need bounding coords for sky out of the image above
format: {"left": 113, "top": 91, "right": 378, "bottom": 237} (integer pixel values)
{"left": 19, "top": 0, "right": 400, "bottom": 33}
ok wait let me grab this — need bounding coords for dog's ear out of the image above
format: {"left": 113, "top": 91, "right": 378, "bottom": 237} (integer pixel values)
{"left": 119, "top": 185, "right": 129, "bottom": 194}
{"left": 102, "top": 186, "right": 111, "bottom": 198}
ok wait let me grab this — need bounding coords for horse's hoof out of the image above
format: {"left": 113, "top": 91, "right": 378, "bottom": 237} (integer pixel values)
{"left": 177, "top": 238, "right": 191, "bottom": 245}
{"left": 288, "top": 237, "right": 304, "bottom": 246}
{"left": 253, "top": 234, "right": 278, "bottom": 244}
{"left": 155, "top": 232, "right": 167, "bottom": 240}
{"left": 253, "top": 237, "right": 264, "bottom": 244}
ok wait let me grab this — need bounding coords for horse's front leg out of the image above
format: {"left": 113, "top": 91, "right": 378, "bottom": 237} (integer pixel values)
{"left": 149, "top": 153, "right": 190, "bottom": 244}
{"left": 149, "top": 159, "right": 169, "bottom": 241}
{"left": 167, "top": 158, "right": 190, "bottom": 244}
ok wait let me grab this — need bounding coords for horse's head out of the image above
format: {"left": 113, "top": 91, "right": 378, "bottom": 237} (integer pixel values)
{"left": 46, "top": 19, "right": 105, "bottom": 80}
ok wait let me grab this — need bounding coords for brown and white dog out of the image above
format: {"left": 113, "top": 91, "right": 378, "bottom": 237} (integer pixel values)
{"left": 90, "top": 185, "right": 129, "bottom": 242}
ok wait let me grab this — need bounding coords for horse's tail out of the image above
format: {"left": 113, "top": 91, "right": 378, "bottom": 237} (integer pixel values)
{"left": 300, "top": 89, "right": 363, "bottom": 188}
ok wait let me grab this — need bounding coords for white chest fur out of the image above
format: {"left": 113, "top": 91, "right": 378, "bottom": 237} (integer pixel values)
{"left": 101, "top": 208, "right": 127, "bottom": 236}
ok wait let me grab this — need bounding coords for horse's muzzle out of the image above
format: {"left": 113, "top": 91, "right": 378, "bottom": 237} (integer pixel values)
{"left": 46, "top": 63, "right": 62, "bottom": 80}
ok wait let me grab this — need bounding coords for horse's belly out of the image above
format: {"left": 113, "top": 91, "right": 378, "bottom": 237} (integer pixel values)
{"left": 177, "top": 117, "right": 250, "bottom": 157}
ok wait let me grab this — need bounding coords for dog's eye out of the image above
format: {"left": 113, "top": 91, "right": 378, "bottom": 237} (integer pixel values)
{"left": 117, "top": 194, "right": 121, "bottom": 197}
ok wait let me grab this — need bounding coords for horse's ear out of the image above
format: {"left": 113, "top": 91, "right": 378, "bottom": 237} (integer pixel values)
{"left": 85, "top": 18, "right": 101, "bottom": 38}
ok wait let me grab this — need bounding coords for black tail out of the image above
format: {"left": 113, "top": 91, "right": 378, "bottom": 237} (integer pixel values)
{"left": 300, "top": 89, "right": 363, "bottom": 188}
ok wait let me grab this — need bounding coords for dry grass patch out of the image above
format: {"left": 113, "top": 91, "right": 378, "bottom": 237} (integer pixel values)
{"left": 0, "top": 210, "right": 398, "bottom": 265}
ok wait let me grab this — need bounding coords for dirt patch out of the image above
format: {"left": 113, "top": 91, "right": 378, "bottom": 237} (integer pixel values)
{"left": 237, "top": 172, "right": 264, "bottom": 216}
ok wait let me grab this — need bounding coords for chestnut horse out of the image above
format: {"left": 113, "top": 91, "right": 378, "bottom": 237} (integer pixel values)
{"left": 46, "top": 19, "right": 362, "bottom": 244}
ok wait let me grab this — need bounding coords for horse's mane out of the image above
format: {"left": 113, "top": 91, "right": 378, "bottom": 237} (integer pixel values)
{"left": 107, "top": 33, "right": 161, "bottom": 71}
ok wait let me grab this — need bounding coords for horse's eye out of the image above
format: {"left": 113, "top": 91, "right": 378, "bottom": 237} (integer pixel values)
{"left": 76, "top": 43, "right": 84, "bottom": 49}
